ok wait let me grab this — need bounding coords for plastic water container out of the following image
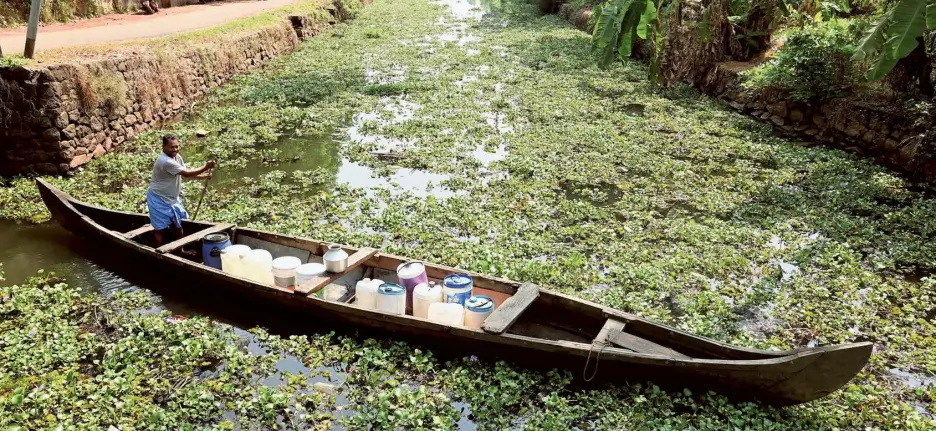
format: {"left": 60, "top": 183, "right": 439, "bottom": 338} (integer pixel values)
{"left": 377, "top": 283, "right": 406, "bottom": 315}
{"left": 442, "top": 273, "right": 473, "bottom": 305}
{"left": 296, "top": 263, "right": 327, "bottom": 294}
{"left": 464, "top": 295, "right": 495, "bottom": 328}
{"left": 355, "top": 278, "right": 383, "bottom": 310}
{"left": 397, "top": 261, "right": 428, "bottom": 314}
{"left": 202, "top": 233, "right": 231, "bottom": 269}
{"left": 428, "top": 302, "right": 464, "bottom": 326}
{"left": 271, "top": 256, "right": 302, "bottom": 288}
{"left": 243, "top": 249, "right": 274, "bottom": 285}
{"left": 412, "top": 282, "right": 443, "bottom": 319}
{"left": 221, "top": 244, "right": 251, "bottom": 278}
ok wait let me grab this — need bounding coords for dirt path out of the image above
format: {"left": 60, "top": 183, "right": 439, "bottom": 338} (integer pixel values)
{"left": 0, "top": 0, "right": 300, "bottom": 54}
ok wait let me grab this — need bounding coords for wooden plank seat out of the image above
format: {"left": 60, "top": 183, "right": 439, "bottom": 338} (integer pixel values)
{"left": 610, "top": 332, "right": 690, "bottom": 358}
{"left": 155, "top": 223, "right": 235, "bottom": 254}
{"left": 295, "top": 247, "right": 378, "bottom": 296}
{"left": 123, "top": 224, "right": 154, "bottom": 239}
{"left": 481, "top": 283, "right": 539, "bottom": 334}
{"left": 595, "top": 318, "right": 690, "bottom": 358}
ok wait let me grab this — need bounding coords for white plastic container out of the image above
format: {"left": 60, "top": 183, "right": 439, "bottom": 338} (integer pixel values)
{"left": 428, "top": 302, "right": 464, "bottom": 326}
{"left": 296, "top": 263, "right": 327, "bottom": 295}
{"left": 220, "top": 244, "right": 251, "bottom": 278}
{"left": 355, "top": 278, "right": 383, "bottom": 310}
{"left": 464, "top": 295, "right": 495, "bottom": 329}
{"left": 271, "top": 256, "right": 302, "bottom": 288}
{"left": 412, "top": 282, "right": 443, "bottom": 319}
{"left": 243, "top": 249, "right": 274, "bottom": 285}
{"left": 376, "top": 283, "right": 406, "bottom": 315}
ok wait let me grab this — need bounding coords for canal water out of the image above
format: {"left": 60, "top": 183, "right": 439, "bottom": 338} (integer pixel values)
{"left": 0, "top": 1, "right": 502, "bottom": 427}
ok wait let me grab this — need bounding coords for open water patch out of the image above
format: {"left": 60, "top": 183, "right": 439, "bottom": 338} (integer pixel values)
{"left": 473, "top": 142, "right": 508, "bottom": 165}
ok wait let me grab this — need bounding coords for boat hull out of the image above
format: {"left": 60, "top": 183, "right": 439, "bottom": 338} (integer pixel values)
{"left": 36, "top": 179, "right": 872, "bottom": 406}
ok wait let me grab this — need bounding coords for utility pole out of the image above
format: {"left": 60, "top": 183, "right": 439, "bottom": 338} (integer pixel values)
{"left": 24, "top": 0, "right": 42, "bottom": 58}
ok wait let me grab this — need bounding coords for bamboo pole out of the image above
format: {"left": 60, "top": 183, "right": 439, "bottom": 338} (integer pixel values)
{"left": 25, "top": 0, "right": 43, "bottom": 59}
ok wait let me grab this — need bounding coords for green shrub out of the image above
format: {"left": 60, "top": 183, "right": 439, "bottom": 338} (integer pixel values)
{"left": 741, "top": 18, "right": 862, "bottom": 102}
{"left": 0, "top": 55, "right": 28, "bottom": 68}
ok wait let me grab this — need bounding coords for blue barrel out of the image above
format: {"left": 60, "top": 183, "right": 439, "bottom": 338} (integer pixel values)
{"left": 202, "top": 233, "right": 231, "bottom": 269}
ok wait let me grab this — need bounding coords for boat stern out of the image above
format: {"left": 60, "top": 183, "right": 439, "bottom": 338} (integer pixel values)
{"left": 765, "top": 342, "right": 873, "bottom": 405}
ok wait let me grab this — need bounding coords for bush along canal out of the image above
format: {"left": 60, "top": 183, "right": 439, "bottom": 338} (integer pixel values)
{"left": 2, "top": 0, "right": 936, "bottom": 428}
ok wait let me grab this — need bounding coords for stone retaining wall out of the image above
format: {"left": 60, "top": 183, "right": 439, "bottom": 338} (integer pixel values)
{"left": 704, "top": 66, "right": 936, "bottom": 183}
{"left": 0, "top": 1, "right": 349, "bottom": 176}
{"left": 555, "top": 3, "right": 936, "bottom": 184}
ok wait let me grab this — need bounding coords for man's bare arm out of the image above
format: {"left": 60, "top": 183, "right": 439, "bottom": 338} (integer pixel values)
{"left": 179, "top": 161, "right": 216, "bottom": 178}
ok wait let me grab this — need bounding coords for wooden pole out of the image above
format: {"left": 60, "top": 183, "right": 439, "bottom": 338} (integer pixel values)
{"left": 191, "top": 169, "right": 212, "bottom": 220}
{"left": 24, "top": 0, "right": 42, "bottom": 59}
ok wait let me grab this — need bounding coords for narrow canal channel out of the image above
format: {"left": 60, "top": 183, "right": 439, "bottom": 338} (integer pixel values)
{"left": 2, "top": 0, "right": 936, "bottom": 427}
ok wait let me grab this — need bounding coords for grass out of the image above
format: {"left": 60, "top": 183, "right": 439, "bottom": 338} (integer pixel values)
{"left": 2, "top": 0, "right": 936, "bottom": 428}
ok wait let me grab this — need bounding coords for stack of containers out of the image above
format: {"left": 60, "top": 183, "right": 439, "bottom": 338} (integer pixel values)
{"left": 424, "top": 273, "right": 476, "bottom": 326}
{"left": 350, "top": 270, "right": 495, "bottom": 328}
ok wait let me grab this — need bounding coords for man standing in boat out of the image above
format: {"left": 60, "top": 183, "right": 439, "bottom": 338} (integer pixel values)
{"left": 148, "top": 133, "right": 216, "bottom": 248}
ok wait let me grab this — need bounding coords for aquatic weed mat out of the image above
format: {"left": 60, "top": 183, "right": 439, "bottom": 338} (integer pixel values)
{"left": 2, "top": 0, "right": 936, "bottom": 428}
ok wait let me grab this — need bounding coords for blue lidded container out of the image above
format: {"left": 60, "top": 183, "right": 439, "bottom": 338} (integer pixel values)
{"left": 465, "top": 295, "right": 495, "bottom": 313}
{"left": 202, "top": 233, "right": 231, "bottom": 269}
{"left": 464, "top": 294, "right": 495, "bottom": 328}
{"left": 377, "top": 283, "right": 407, "bottom": 315}
{"left": 442, "top": 273, "right": 473, "bottom": 305}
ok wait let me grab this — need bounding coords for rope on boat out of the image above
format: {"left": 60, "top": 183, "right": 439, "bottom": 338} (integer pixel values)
{"left": 583, "top": 324, "right": 624, "bottom": 383}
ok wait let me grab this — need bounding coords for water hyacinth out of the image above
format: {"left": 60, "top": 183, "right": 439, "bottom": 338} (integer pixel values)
{"left": 1, "top": 0, "right": 936, "bottom": 428}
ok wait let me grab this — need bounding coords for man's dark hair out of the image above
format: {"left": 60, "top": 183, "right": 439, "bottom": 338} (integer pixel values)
{"left": 162, "top": 133, "right": 179, "bottom": 147}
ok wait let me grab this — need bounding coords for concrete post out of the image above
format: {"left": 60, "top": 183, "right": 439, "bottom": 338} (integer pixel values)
{"left": 25, "top": 0, "right": 43, "bottom": 58}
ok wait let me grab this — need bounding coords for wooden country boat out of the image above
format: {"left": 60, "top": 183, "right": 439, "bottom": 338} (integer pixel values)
{"left": 37, "top": 178, "right": 872, "bottom": 406}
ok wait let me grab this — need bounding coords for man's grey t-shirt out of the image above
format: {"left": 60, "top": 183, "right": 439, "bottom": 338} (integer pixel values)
{"left": 149, "top": 152, "right": 186, "bottom": 204}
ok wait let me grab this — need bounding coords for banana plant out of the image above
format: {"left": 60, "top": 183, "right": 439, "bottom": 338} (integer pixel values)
{"left": 591, "top": 0, "right": 660, "bottom": 67}
{"left": 852, "top": 0, "right": 936, "bottom": 80}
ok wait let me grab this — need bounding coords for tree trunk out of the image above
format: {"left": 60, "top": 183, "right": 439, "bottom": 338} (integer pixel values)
{"left": 921, "top": 61, "right": 934, "bottom": 98}
{"left": 889, "top": 37, "right": 933, "bottom": 98}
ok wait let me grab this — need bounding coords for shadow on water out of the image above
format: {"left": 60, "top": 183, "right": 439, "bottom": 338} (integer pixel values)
{"left": 186, "top": 131, "right": 342, "bottom": 190}
{"left": 0, "top": 220, "right": 305, "bottom": 328}
{"left": 189, "top": 130, "right": 461, "bottom": 199}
